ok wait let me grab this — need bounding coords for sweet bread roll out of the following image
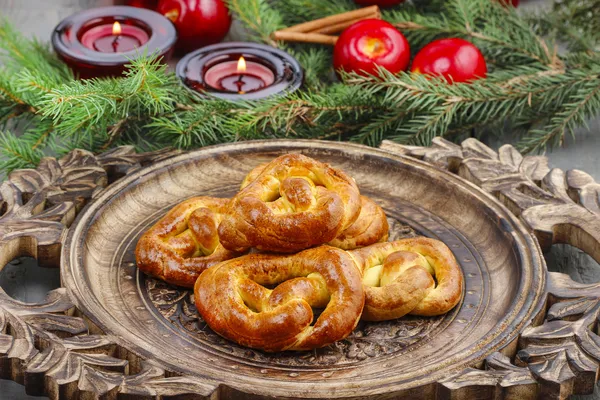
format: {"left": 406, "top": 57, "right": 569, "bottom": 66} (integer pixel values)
{"left": 242, "top": 164, "right": 389, "bottom": 250}
{"left": 328, "top": 195, "right": 389, "bottom": 249}
{"left": 218, "top": 154, "right": 361, "bottom": 253}
{"left": 194, "top": 246, "right": 365, "bottom": 352}
{"left": 135, "top": 197, "right": 243, "bottom": 288}
{"left": 349, "top": 237, "right": 463, "bottom": 321}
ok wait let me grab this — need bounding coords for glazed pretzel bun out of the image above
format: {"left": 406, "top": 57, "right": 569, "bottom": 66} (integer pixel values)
{"left": 135, "top": 197, "right": 242, "bottom": 288}
{"left": 239, "top": 161, "right": 268, "bottom": 188}
{"left": 194, "top": 246, "right": 365, "bottom": 352}
{"left": 328, "top": 195, "right": 389, "bottom": 249}
{"left": 218, "top": 154, "right": 362, "bottom": 253}
{"left": 242, "top": 163, "right": 389, "bottom": 250}
{"left": 349, "top": 237, "right": 463, "bottom": 321}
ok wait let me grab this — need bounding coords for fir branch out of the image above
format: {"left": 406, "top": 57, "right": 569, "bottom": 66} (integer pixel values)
{"left": 0, "top": 130, "right": 45, "bottom": 170}
{"left": 1, "top": 2, "right": 600, "bottom": 172}
{"left": 382, "top": 8, "right": 452, "bottom": 50}
{"left": 273, "top": 0, "right": 356, "bottom": 26}
{"left": 148, "top": 86, "right": 384, "bottom": 148}
{"left": 385, "top": 0, "right": 557, "bottom": 66}
{"left": 0, "top": 19, "right": 72, "bottom": 82}
{"left": 40, "top": 54, "right": 184, "bottom": 143}
{"left": 0, "top": 19, "right": 74, "bottom": 137}
{"left": 0, "top": 71, "right": 29, "bottom": 107}
{"left": 291, "top": 47, "right": 334, "bottom": 90}
{"left": 528, "top": 0, "right": 600, "bottom": 52}
{"left": 518, "top": 78, "right": 600, "bottom": 153}
{"left": 353, "top": 111, "right": 408, "bottom": 146}
{"left": 148, "top": 100, "right": 243, "bottom": 147}
{"left": 227, "top": 0, "right": 284, "bottom": 46}
{"left": 347, "top": 63, "right": 599, "bottom": 145}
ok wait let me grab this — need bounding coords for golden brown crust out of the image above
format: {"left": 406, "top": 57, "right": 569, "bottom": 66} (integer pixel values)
{"left": 240, "top": 163, "right": 389, "bottom": 250}
{"left": 349, "top": 237, "right": 464, "bottom": 321}
{"left": 218, "top": 154, "right": 362, "bottom": 253}
{"left": 194, "top": 246, "right": 365, "bottom": 352}
{"left": 135, "top": 197, "right": 243, "bottom": 288}
{"left": 328, "top": 195, "right": 389, "bottom": 250}
{"left": 243, "top": 165, "right": 388, "bottom": 250}
{"left": 240, "top": 162, "right": 268, "bottom": 189}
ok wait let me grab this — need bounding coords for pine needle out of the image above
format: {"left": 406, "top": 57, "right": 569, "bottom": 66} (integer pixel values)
{"left": 1, "top": 0, "right": 600, "bottom": 172}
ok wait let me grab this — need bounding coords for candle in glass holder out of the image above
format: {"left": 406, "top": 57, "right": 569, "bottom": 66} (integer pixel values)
{"left": 52, "top": 6, "right": 177, "bottom": 78}
{"left": 177, "top": 42, "right": 303, "bottom": 101}
{"left": 80, "top": 21, "right": 149, "bottom": 53}
{"left": 204, "top": 57, "right": 275, "bottom": 94}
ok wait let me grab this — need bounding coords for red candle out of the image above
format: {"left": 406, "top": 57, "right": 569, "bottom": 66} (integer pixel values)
{"left": 53, "top": 6, "right": 177, "bottom": 79}
{"left": 80, "top": 21, "right": 149, "bottom": 53}
{"left": 176, "top": 42, "right": 304, "bottom": 100}
{"left": 204, "top": 57, "right": 275, "bottom": 94}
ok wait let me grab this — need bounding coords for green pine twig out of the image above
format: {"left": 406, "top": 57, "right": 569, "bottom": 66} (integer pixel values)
{"left": 226, "top": 0, "right": 284, "bottom": 46}
{"left": 1, "top": 0, "right": 600, "bottom": 172}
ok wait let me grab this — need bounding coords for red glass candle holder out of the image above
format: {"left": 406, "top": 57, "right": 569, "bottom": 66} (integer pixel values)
{"left": 176, "top": 42, "right": 304, "bottom": 101}
{"left": 52, "top": 6, "right": 177, "bottom": 78}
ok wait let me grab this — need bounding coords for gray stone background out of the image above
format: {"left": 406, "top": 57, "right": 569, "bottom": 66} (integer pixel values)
{"left": 0, "top": 0, "right": 598, "bottom": 398}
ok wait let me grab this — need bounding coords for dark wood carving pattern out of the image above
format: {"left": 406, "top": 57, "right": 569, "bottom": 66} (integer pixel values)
{"left": 0, "top": 147, "right": 208, "bottom": 399}
{"left": 381, "top": 138, "right": 600, "bottom": 399}
{"left": 0, "top": 138, "right": 597, "bottom": 399}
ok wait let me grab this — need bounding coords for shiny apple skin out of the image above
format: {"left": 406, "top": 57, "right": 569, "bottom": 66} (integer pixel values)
{"left": 498, "top": 0, "right": 520, "bottom": 6}
{"left": 333, "top": 19, "right": 410, "bottom": 77}
{"left": 411, "top": 38, "right": 487, "bottom": 83}
{"left": 354, "top": 0, "right": 406, "bottom": 6}
{"left": 126, "top": 0, "right": 159, "bottom": 10}
{"left": 158, "top": 0, "right": 231, "bottom": 53}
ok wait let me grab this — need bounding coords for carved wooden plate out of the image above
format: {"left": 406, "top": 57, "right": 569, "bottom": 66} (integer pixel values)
{"left": 2, "top": 139, "right": 599, "bottom": 400}
{"left": 62, "top": 139, "right": 544, "bottom": 399}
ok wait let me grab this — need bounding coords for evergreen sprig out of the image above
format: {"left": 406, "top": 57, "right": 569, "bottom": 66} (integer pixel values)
{"left": 275, "top": 0, "right": 357, "bottom": 26}
{"left": 347, "top": 64, "right": 599, "bottom": 145}
{"left": 227, "top": 0, "right": 284, "bottom": 45}
{"left": 385, "top": 0, "right": 558, "bottom": 67}
{"left": 1, "top": 0, "right": 599, "bottom": 172}
{"left": 528, "top": 0, "right": 600, "bottom": 52}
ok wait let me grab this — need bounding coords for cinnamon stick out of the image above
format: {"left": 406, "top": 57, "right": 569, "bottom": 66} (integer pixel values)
{"left": 311, "top": 14, "right": 378, "bottom": 35}
{"left": 280, "top": 5, "right": 380, "bottom": 33}
{"left": 271, "top": 31, "right": 338, "bottom": 46}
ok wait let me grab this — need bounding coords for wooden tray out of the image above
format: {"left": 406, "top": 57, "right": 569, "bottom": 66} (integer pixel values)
{"left": 0, "top": 138, "right": 599, "bottom": 400}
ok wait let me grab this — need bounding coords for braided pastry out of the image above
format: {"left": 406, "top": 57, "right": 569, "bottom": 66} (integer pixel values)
{"left": 349, "top": 237, "right": 463, "bottom": 321}
{"left": 238, "top": 158, "right": 388, "bottom": 250}
{"left": 194, "top": 246, "right": 365, "bottom": 352}
{"left": 328, "top": 195, "right": 389, "bottom": 250}
{"left": 218, "top": 154, "right": 362, "bottom": 253}
{"left": 135, "top": 197, "right": 242, "bottom": 288}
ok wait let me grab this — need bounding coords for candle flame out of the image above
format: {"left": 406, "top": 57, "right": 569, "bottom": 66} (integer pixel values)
{"left": 112, "top": 21, "right": 122, "bottom": 36}
{"left": 237, "top": 56, "right": 247, "bottom": 73}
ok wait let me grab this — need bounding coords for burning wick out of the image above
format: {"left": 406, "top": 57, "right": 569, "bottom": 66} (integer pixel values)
{"left": 111, "top": 21, "right": 122, "bottom": 53}
{"left": 236, "top": 56, "right": 247, "bottom": 94}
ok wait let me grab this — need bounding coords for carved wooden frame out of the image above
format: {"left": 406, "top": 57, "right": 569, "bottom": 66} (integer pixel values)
{"left": 0, "top": 139, "right": 598, "bottom": 399}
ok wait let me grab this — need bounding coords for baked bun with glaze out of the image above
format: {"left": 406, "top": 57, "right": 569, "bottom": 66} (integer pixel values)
{"left": 218, "top": 154, "right": 362, "bottom": 253}
{"left": 135, "top": 197, "right": 243, "bottom": 288}
{"left": 349, "top": 237, "right": 463, "bottom": 321}
{"left": 194, "top": 245, "right": 365, "bottom": 352}
{"left": 240, "top": 160, "right": 388, "bottom": 251}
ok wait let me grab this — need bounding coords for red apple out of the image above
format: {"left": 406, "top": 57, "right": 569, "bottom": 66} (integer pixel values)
{"left": 158, "top": 0, "right": 231, "bottom": 53}
{"left": 497, "top": 0, "right": 519, "bottom": 6}
{"left": 411, "top": 38, "right": 487, "bottom": 83}
{"left": 333, "top": 19, "right": 410, "bottom": 77}
{"left": 354, "top": 0, "right": 406, "bottom": 6}
{"left": 126, "top": 0, "right": 159, "bottom": 10}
